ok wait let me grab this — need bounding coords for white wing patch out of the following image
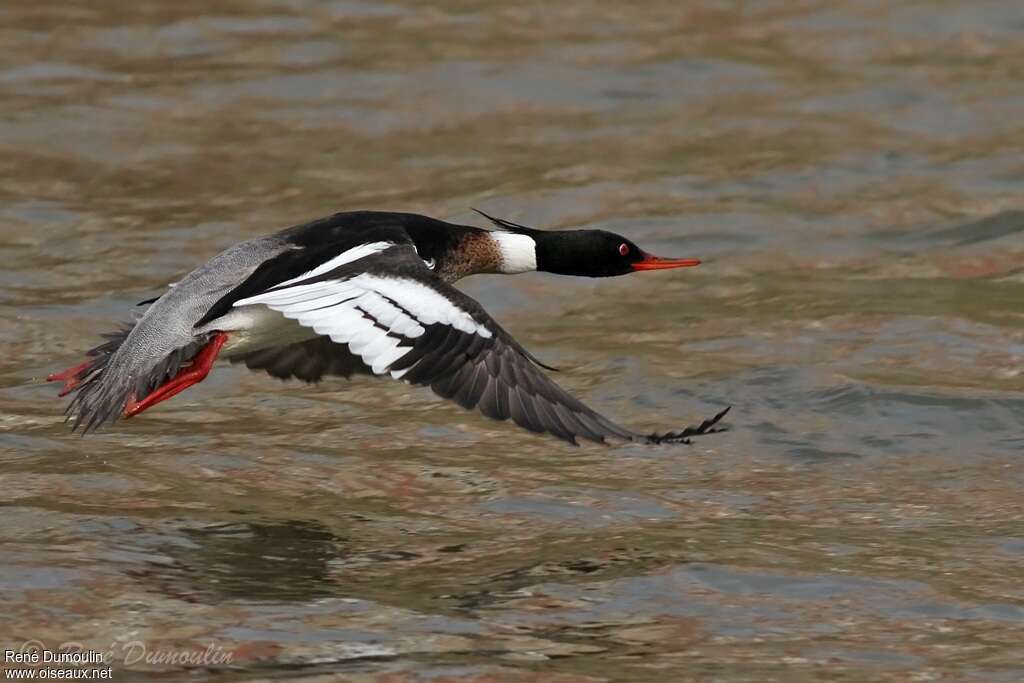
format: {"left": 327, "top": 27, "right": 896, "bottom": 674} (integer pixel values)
{"left": 235, "top": 274, "right": 492, "bottom": 379}
{"left": 272, "top": 241, "right": 394, "bottom": 289}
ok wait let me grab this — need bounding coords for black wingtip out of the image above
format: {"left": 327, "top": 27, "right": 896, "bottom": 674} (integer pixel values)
{"left": 643, "top": 405, "right": 731, "bottom": 445}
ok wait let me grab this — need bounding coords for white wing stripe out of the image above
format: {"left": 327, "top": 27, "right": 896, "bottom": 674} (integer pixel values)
{"left": 234, "top": 273, "right": 491, "bottom": 378}
{"left": 394, "top": 319, "right": 425, "bottom": 339}
{"left": 372, "top": 345, "right": 410, "bottom": 374}
{"left": 356, "top": 276, "right": 490, "bottom": 337}
{"left": 285, "top": 293, "right": 361, "bottom": 313}
{"left": 271, "top": 241, "right": 394, "bottom": 289}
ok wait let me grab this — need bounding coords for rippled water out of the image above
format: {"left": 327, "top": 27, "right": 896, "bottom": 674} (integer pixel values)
{"left": 2, "top": 1, "right": 1024, "bottom": 681}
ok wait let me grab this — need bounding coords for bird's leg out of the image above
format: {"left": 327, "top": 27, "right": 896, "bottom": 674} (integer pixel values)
{"left": 47, "top": 360, "right": 94, "bottom": 396}
{"left": 123, "top": 333, "right": 228, "bottom": 418}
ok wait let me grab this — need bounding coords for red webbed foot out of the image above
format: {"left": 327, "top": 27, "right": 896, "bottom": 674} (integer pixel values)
{"left": 123, "top": 333, "right": 228, "bottom": 418}
{"left": 47, "top": 360, "right": 94, "bottom": 396}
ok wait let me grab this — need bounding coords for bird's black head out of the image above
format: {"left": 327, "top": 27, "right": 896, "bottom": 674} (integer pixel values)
{"left": 532, "top": 229, "right": 703, "bottom": 277}
{"left": 476, "top": 210, "right": 701, "bottom": 278}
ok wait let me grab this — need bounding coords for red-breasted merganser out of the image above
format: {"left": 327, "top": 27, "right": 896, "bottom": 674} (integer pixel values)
{"left": 49, "top": 210, "right": 729, "bottom": 444}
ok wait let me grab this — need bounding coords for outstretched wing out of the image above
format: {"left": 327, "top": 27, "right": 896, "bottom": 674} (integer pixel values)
{"left": 234, "top": 245, "right": 726, "bottom": 445}
{"left": 231, "top": 337, "right": 373, "bottom": 383}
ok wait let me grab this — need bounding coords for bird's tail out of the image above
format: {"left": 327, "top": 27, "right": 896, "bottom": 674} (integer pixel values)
{"left": 48, "top": 323, "right": 210, "bottom": 433}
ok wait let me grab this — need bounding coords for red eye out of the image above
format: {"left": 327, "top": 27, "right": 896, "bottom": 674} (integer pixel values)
{"left": 619, "top": 243, "right": 629, "bottom": 256}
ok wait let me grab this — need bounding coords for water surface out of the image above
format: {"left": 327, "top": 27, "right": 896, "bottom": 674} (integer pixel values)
{"left": 2, "top": 1, "right": 1024, "bottom": 681}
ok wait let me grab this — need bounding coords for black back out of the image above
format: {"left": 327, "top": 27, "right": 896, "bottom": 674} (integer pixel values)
{"left": 195, "top": 211, "right": 475, "bottom": 328}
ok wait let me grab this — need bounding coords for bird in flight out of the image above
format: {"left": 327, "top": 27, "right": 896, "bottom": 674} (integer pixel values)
{"left": 49, "top": 210, "right": 729, "bottom": 445}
